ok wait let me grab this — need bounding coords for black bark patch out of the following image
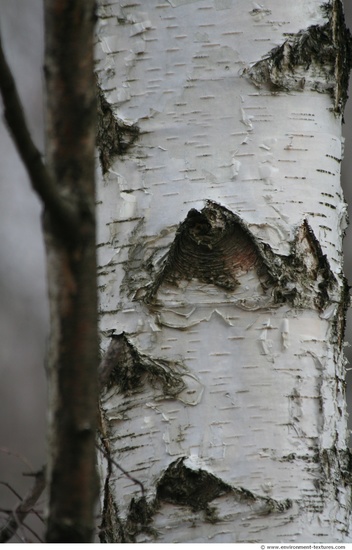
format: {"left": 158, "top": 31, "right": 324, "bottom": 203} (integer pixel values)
{"left": 272, "top": 219, "right": 336, "bottom": 311}
{"left": 332, "top": 275, "right": 350, "bottom": 349}
{"left": 99, "top": 477, "right": 124, "bottom": 543}
{"left": 246, "top": 0, "right": 352, "bottom": 114}
{"left": 146, "top": 200, "right": 271, "bottom": 299}
{"left": 100, "top": 490, "right": 158, "bottom": 542}
{"left": 123, "top": 497, "right": 158, "bottom": 541}
{"left": 143, "top": 201, "right": 336, "bottom": 311}
{"left": 103, "top": 332, "right": 186, "bottom": 397}
{"left": 320, "top": 447, "right": 352, "bottom": 489}
{"left": 156, "top": 457, "right": 232, "bottom": 511}
{"left": 96, "top": 87, "right": 139, "bottom": 173}
{"left": 326, "top": 0, "right": 352, "bottom": 115}
{"left": 100, "top": 455, "right": 293, "bottom": 541}
{"left": 156, "top": 457, "right": 292, "bottom": 515}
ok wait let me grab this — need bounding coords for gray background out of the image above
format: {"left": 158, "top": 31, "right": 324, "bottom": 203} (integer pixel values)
{"left": 1, "top": 1, "right": 352, "bottom": 541}
{"left": 0, "top": 1, "right": 47, "bottom": 540}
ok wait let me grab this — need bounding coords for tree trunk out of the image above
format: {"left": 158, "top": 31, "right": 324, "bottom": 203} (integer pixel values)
{"left": 96, "top": 0, "right": 352, "bottom": 542}
{"left": 44, "top": 0, "right": 99, "bottom": 542}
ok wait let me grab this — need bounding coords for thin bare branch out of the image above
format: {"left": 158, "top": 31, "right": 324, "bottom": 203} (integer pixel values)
{"left": 0, "top": 31, "right": 78, "bottom": 235}
{"left": 0, "top": 469, "right": 46, "bottom": 543}
{"left": 0, "top": 481, "right": 23, "bottom": 501}
{"left": 17, "top": 519, "right": 44, "bottom": 543}
{"left": 0, "top": 447, "right": 34, "bottom": 472}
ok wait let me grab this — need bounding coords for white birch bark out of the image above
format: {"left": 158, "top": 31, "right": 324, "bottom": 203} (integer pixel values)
{"left": 95, "top": 0, "right": 352, "bottom": 542}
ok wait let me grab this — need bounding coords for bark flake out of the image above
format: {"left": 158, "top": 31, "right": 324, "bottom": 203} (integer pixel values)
{"left": 274, "top": 219, "right": 336, "bottom": 311}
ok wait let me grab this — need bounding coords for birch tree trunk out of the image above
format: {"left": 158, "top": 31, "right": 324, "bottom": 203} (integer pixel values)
{"left": 95, "top": 0, "right": 352, "bottom": 542}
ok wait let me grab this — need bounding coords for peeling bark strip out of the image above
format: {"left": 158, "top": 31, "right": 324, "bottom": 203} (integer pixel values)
{"left": 96, "top": 87, "right": 139, "bottom": 173}
{"left": 246, "top": 0, "right": 352, "bottom": 114}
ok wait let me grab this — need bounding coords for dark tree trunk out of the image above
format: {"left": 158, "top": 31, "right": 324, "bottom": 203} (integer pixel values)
{"left": 43, "top": 0, "right": 99, "bottom": 542}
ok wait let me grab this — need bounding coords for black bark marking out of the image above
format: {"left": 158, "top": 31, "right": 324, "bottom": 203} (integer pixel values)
{"left": 99, "top": 478, "right": 124, "bottom": 543}
{"left": 102, "top": 332, "right": 186, "bottom": 397}
{"left": 96, "top": 87, "right": 139, "bottom": 173}
{"left": 99, "top": 448, "right": 352, "bottom": 541}
{"left": 319, "top": 448, "right": 352, "bottom": 500}
{"left": 156, "top": 457, "right": 232, "bottom": 511}
{"left": 142, "top": 201, "right": 335, "bottom": 311}
{"left": 333, "top": 276, "right": 350, "bottom": 349}
{"left": 246, "top": 0, "right": 352, "bottom": 114}
{"left": 156, "top": 457, "right": 292, "bottom": 515}
{"left": 146, "top": 200, "right": 270, "bottom": 299}
{"left": 279, "top": 219, "right": 336, "bottom": 311}
{"left": 124, "top": 497, "right": 158, "bottom": 541}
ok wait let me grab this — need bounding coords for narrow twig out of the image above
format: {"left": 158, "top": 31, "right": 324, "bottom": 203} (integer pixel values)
{"left": 0, "top": 334, "right": 140, "bottom": 543}
{"left": 13, "top": 518, "right": 44, "bottom": 544}
{"left": 0, "top": 447, "right": 34, "bottom": 472}
{"left": 0, "top": 481, "right": 23, "bottom": 501}
{"left": 0, "top": 336, "right": 127, "bottom": 543}
{"left": 0, "top": 468, "right": 46, "bottom": 543}
{"left": 0, "top": 31, "right": 78, "bottom": 234}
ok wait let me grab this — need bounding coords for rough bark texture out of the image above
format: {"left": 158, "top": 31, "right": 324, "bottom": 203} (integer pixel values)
{"left": 96, "top": 0, "right": 352, "bottom": 542}
{"left": 44, "top": 0, "right": 99, "bottom": 542}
